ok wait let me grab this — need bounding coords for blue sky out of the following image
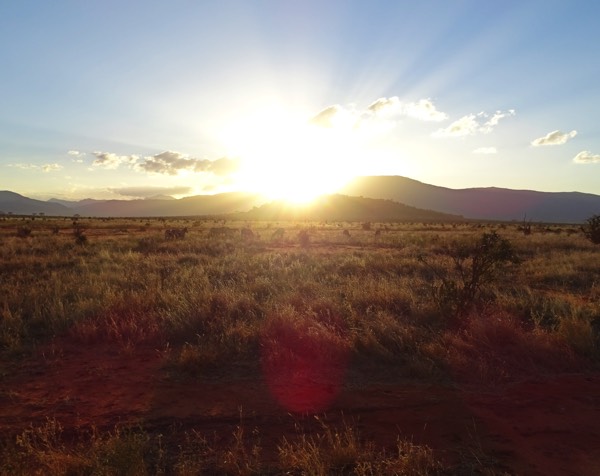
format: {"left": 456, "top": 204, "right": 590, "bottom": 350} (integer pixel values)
{"left": 1, "top": 0, "right": 599, "bottom": 201}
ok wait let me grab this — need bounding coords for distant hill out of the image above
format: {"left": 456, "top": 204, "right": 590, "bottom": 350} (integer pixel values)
{"left": 238, "top": 194, "right": 463, "bottom": 222}
{"left": 145, "top": 194, "right": 176, "bottom": 201}
{"left": 3, "top": 176, "right": 600, "bottom": 222}
{"left": 70, "top": 192, "right": 265, "bottom": 217}
{"left": 48, "top": 198, "right": 104, "bottom": 208}
{"left": 0, "top": 191, "right": 71, "bottom": 215}
{"left": 1, "top": 191, "right": 264, "bottom": 217}
{"left": 340, "top": 176, "right": 600, "bottom": 223}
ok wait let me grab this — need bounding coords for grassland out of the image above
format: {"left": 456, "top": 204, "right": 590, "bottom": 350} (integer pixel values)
{"left": 0, "top": 215, "right": 599, "bottom": 474}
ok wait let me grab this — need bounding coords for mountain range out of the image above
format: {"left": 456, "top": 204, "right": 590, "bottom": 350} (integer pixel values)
{"left": 1, "top": 176, "right": 599, "bottom": 223}
{"left": 339, "top": 176, "right": 600, "bottom": 223}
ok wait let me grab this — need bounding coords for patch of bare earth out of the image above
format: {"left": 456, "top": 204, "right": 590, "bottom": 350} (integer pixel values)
{"left": 1, "top": 335, "right": 599, "bottom": 474}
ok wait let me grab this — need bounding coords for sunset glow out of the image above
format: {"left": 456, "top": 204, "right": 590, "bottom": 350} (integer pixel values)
{"left": 223, "top": 105, "right": 360, "bottom": 203}
{"left": 1, "top": 1, "right": 599, "bottom": 200}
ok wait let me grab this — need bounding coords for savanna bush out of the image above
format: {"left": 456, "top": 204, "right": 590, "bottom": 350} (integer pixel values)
{"left": 420, "top": 231, "right": 521, "bottom": 319}
{"left": 581, "top": 214, "right": 600, "bottom": 245}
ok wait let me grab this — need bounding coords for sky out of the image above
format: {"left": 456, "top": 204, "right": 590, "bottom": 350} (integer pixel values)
{"left": 1, "top": 0, "right": 599, "bottom": 202}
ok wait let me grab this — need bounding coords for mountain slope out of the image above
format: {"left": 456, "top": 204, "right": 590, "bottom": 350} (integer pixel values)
{"left": 70, "top": 192, "right": 265, "bottom": 217}
{"left": 340, "top": 176, "right": 600, "bottom": 223}
{"left": 239, "top": 194, "right": 463, "bottom": 222}
{"left": 0, "top": 191, "right": 71, "bottom": 215}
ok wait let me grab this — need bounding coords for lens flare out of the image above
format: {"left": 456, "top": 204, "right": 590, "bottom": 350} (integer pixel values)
{"left": 260, "top": 314, "right": 349, "bottom": 413}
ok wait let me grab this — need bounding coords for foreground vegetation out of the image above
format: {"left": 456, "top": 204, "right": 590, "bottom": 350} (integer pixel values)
{"left": 1, "top": 215, "right": 598, "bottom": 473}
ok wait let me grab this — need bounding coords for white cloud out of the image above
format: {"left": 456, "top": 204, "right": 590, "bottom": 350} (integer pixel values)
{"left": 310, "top": 105, "right": 346, "bottom": 128}
{"left": 92, "top": 151, "right": 139, "bottom": 169}
{"left": 311, "top": 97, "right": 447, "bottom": 131}
{"left": 531, "top": 130, "right": 577, "bottom": 146}
{"left": 433, "top": 109, "right": 515, "bottom": 138}
{"left": 366, "top": 97, "right": 447, "bottom": 121}
{"left": 473, "top": 147, "right": 497, "bottom": 154}
{"left": 42, "top": 163, "right": 63, "bottom": 172}
{"left": 366, "top": 97, "right": 402, "bottom": 115}
{"left": 403, "top": 99, "right": 448, "bottom": 122}
{"left": 136, "top": 151, "right": 239, "bottom": 176}
{"left": 480, "top": 109, "right": 516, "bottom": 133}
{"left": 573, "top": 150, "right": 600, "bottom": 164}
{"left": 433, "top": 114, "right": 480, "bottom": 138}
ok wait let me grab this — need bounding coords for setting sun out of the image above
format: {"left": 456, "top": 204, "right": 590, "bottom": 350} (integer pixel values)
{"left": 222, "top": 104, "right": 359, "bottom": 203}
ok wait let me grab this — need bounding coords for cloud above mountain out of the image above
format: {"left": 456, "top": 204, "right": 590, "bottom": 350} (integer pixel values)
{"left": 573, "top": 151, "right": 600, "bottom": 164}
{"left": 109, "top": 186, "right": 193, "bottom": 198}
{"left": 433, "top": 110, "right": 515, "bottom": 138}
{"left": 136, "top": 151, "right": 239, "bottom": 176}
{"left": 87, "top": 150, "right": 239, "bottom": 177}
{"left": 92, "top": 152, "right": 139, "bottom": 169}
{"left": 310, "top": 97, "right": 448, "bottom": 130}
{"left": 366, "top": 97, "right": 448, "bottom": 121}
{"left": 531, "top": 130, "right": 577, "bottom": 146}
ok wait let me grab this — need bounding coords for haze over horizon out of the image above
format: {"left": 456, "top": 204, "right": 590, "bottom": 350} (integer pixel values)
{"left": 1, "top": 1, "right": 599, "bottom": 202}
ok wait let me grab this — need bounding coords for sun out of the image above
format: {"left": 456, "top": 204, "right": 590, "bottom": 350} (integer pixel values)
{"left": 221, "top": 105, "right": 358, "bottom": 204}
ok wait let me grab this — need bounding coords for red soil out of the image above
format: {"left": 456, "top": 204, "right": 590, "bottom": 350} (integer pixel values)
{"left": 1, "top": 338, "right": 600, "bottom": 475}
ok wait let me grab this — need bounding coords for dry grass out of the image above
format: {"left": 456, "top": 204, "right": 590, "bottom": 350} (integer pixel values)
{"left": 1, "top": 417, "right": 443, "bottom": 476}
{"left": 1, "top": 216, "right": 599, "bottom": 472}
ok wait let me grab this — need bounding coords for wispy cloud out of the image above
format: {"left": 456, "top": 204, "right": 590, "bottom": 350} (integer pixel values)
{"left": 366, "top": 97, "right": 402, "bottom": 115}
{"left": 68, "top": 150, "right": 86, "bottom": 163}
{"left": 136, "top": 151, "right": 239, "bottom": 176}
{"left": 433, "top": 110, "right": 515, "bottom": 138}
{"left": 9, "top": 163, "right": 38, "bottom": 170}
{"left": 480, "top": 110, "right": 515, "bottom": 133}
{"left": 573, "top": 150, "right": 600, "bottom": 164}
{"left": 310, "top": 105, "right": 347, "bottom": 128}
{"left": 531, "top": 130, "right": 577, "bottom": 146}
{"left": 92, "top": 151, "right": 139, "bottom": 169}
{"left": 433, "top": 114, "right": 479, "bottom": 138}
{"left": 9, "top": 163, "right": 63, "bottom": 172}
{"left": 109, "top": 186, "right": 192, "bottom": 198}
{"left": 42, "top": 163, "right": 63, "bottom": 172}
{"left": 473, "top": 147, "right": 497, "bottom": 154}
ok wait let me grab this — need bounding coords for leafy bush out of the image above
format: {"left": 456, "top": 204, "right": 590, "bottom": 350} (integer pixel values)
{"left": 420, "top": 232, "right": 521, "bottom": 319}
{"left": 581, "top": 214, "right": 600, "bottom": 244}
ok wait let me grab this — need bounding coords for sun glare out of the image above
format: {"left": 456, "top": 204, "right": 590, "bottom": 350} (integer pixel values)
{"left": 221, "top": 105, "right": 359, "bottom": 204}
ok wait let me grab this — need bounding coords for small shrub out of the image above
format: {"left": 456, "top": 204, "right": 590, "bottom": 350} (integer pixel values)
{"left": 581, "top": 214, "right": 600, "bottom": 244}
{"left": 16, "top": 226, "right": 32, "bottom": 238}
{"left": 298, "top": 229, "right": 310, "bottom": 247}
{"left": 134, "top": 236, "right": 160, "bottom": 253}
{"left": 73, "top": 227, "right": 87, "bottom": 245}
{"left": 420, "top": 232, "right": 521, "bottom": 319}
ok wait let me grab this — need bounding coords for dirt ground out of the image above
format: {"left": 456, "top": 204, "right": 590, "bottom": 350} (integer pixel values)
{"left": 1, "top": 336, "right": 600, "bottom": 475}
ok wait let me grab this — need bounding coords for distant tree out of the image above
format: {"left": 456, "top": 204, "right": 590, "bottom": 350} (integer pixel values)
{"left": 581, "top": 215, "right": 600, "bottom": 245}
